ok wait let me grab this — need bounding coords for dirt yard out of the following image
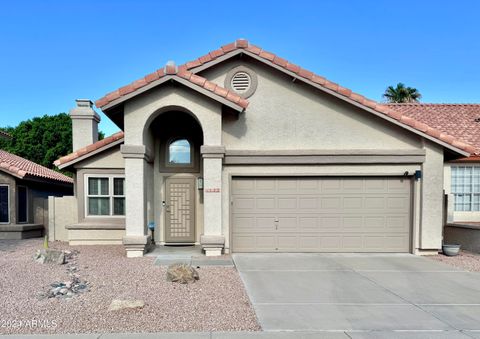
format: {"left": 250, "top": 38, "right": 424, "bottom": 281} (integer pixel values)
{"left": 429, "top": 250, "right": 480, "bottom": 272}
{"left": 0, "top": 239, "right": 260, "bottom": 334}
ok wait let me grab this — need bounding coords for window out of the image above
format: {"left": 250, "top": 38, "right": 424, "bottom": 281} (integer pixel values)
{"left": 17, "top": 186, "right": 27, "bottom": 223}
{"left": 86, "top": 176, "right": 125, "bottom": 216}
{"left": 451, "top": 166, "right": 480, "bottom": 211}
{"left": 168, "top": 139, "right": 191, "bottom": 165}
{"left": 0, "top": 185, "right": 9, "bottom": 223}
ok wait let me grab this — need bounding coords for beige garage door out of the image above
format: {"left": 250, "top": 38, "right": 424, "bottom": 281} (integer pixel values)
{"left": 231, "top": 177, "right": 412, "bottom": 253}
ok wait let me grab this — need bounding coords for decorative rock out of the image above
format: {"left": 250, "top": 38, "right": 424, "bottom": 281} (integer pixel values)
{"left": 166, "top": 263, "right": 199, "bottom": 284}
{"left": 108, "top": 299, "right": 145, "bottom": 311}
{"left": 34, "top": 249, "right": 65, "bottom": 265}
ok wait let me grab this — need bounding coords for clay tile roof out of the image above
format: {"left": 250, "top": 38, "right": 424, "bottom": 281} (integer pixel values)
{"left": 384, "top": 103, "right": 480, "bottom": 155}
{"left": 95, "top": 62, "right": 248, "bottom": 111}
{"left": 96, "top": 38, "right": 475, "bottom": 155}
{"left": 0, "top": 150, "right": 73, "bottom": 184}
{"left": 54, "top": 131, "right": 125, "bottom": 167}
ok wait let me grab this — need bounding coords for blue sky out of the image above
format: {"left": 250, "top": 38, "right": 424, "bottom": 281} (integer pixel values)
{"left": 0, "top": 0, "right": 479, "bottom": 136}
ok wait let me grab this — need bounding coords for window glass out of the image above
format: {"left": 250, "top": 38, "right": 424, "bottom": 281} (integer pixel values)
{"left": 168, "top": 139, "right": 191, "bottom": 164}
{"left": 87, "top": 177, "right": 124, "bottom": 216}
{"left": 113, "top": 178, "right": 124, "bottom": 196}
{"left": 88, "top": 197, "right": 110, "bottom": 215}
{"left": 88, "top": 178, "right": 109, "bottom": 195}
{"left": 452, "top": 166, "right": 480, "bottom": 211}
{"left": 0, "top": 186, "right": 8, "bottom": 223}
{"left": 18, "top": 186, "right": 27, "bottom": 223}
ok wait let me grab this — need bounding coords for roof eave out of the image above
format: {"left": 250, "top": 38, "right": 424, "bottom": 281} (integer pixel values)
{"left": 56, "top": 138, "right": 124, "bottom": 170}
{"left": 99, "top": 75, "right": 245, "bottom": 113}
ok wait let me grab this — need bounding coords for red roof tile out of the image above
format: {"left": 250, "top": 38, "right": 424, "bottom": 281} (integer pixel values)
{"left": 95, "top": 64, "right": 248, "bottom": 111}
{"left": 54, "top": 131, "right": 124, "bottom": 167}
{"left": 0, "top": 150, "right": 73, "bottom": 184}
{"left": 384, "top": 103, "right": 480, "bottom": 155}
{"left": 96, "top": 39, "right": 475, "bottom": 155}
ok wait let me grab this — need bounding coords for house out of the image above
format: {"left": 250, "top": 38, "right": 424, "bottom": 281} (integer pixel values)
{"left": 0, "top": 149, "right": 73, "bottom": 239}
{"left": 385, "top": 103, "right": 480, "bottom": 252}
{"left": 54, "top": 39, "right": 477, "bottom": 257}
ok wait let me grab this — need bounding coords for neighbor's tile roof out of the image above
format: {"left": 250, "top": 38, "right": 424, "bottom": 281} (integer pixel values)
{"left": 94, "top": 39, "right": 475, "bottom": 155}
{"left": 95, "top": 64, "right": 248, "bottom": 110}
{"left": 385, "top": 104, "right": 480, "bottom": 155}
{"left": 0, "top": 149, "right": 73, "bottom": 184}
{"left": 54, "top": 131, "right": 124, "bottom": 167}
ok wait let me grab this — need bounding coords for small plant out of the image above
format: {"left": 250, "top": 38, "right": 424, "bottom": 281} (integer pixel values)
{"left": 43, "top": 235, "right": 49, "bottom": 249}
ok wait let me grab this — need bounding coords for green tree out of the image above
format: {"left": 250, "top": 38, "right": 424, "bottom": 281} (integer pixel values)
{"left": 0, "top": 113, "right": 104, "bottom": 170}
{"left": 383, "top": 83, "right": 422, "bottom": 103}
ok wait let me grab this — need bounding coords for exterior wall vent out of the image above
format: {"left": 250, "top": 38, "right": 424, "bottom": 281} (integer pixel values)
{"left": 225, "top": 66, "right": 258, "bottom": 98}
{"left": 231, "top": 72, "right": 251, "bottom": 93}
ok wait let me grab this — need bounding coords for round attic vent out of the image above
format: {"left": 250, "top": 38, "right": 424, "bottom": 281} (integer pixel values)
{"left": 231, "top": 72, "right": 251, "bottom": 93}
{"left": 225, "top": 66, "right": 258, "bottom": 98}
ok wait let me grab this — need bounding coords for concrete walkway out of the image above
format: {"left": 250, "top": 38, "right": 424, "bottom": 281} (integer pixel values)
{"left": 233, "top": 253, "right": 480, "bottom": 336}
{"left": 3, "top": 330, "right": 480, "bottom": 338}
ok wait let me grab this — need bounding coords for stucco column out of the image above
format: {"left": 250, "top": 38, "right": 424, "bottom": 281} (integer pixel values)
{"left": 200, "top": 146, "right": 225, "bottom": 256}
{"left": 121, "top": 144, "right": 152, "bottom": 257}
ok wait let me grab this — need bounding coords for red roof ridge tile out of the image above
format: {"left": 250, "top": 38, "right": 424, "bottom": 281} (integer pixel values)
{"left": 0, "top": 150, "right": 73, "bottom": 184}
{"left": 95, "top": 61, "right": 248, "bottom": 110}
{"left": 54, "top": 131, "right": 125, "bottom": 167}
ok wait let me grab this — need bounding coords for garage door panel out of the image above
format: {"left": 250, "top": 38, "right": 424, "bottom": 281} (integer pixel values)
{"left": 232, "top": 177, "right": 412, "bottom": 253}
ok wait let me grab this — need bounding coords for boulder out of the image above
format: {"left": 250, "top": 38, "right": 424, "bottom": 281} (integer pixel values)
{"left": 34, "top": 249, "right": 65, "bottom": 265}
{"left": 166, "top": 263, "right": 199, "bottom": 284}
{"left": 108, "top": 299, "right": 145, "bottom": 311}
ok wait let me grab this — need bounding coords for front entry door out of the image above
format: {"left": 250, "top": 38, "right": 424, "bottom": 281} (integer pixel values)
{"left": 165, "top": 177, "right": 195, "bottom": 243}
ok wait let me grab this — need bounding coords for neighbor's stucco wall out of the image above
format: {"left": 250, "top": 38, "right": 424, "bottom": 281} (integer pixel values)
{"left": 200, "top": 58, "right": 423, "bottom": 151}
{"left": 444, "top": 162, "right": 480, "bottom": 222}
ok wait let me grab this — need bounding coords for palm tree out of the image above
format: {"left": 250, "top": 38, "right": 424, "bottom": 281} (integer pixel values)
{"left": 383, "top": 83, "right": 422, "bottom": 103}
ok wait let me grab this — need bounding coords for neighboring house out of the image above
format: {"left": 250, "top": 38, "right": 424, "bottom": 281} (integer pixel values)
{"left": 0, "top": 130, "right": 12, "bottom": 140}
{"left": 0, "top": 149, "right": 73, "bottom": 239}
{"left": 386, "top": 103, "right": 480, "bottom": 252}
{"left": 55, "top": 39, "right": 476, "bottom": 257}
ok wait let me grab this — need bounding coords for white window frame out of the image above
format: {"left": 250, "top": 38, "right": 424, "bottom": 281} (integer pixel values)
{"left": 84, "top": 175, "right": 125, "bottom": 217}
{"left": 17, "top": 185, "right": 28, "bottom": 224}
{"left": 0, "top": 184, "right": 10, "bottom": 224}
{"left": 451, "top": 165, "right": 480, "bottom": 212}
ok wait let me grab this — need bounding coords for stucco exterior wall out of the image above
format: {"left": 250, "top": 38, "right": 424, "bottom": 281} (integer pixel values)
{"left": 74, "top": 146, "right": 124, "bottom": 169}
{"left": 200, "top": 58, "right": 422, "bottom": 151}
{"left": 419, "top": 140, "right": 445, "bottom": 250}
{"left": 48, "top": 196, "right": 77, "bottom": 241}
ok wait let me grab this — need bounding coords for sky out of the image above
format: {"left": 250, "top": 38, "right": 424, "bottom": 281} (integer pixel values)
{"left": 0, "top": 0, "right": 479, "bottom": 136}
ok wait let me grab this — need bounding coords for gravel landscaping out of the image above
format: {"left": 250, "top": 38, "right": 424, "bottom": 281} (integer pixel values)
{"left": 0, "top": 239, "right": 260, "bottom": 334}
{"left": 429, "top": 250, "right": 480, "bottom": 272}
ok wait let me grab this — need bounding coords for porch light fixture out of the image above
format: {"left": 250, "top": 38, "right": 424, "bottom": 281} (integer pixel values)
{"left": 197, "top": 177, "right": 204, "bottom": 190}
{"left": 414, "top": 170, "right": 422, "bottom": 181}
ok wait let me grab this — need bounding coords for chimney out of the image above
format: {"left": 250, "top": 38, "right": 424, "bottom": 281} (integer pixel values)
{"left": 69, "top": 99, "right": 101, "bottom": 151}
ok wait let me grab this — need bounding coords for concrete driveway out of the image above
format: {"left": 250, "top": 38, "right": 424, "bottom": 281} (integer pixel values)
{"left": 233, "top": 253, "right": 480, "bottom": 337}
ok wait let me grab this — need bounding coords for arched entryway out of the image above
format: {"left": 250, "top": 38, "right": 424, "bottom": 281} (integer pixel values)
{"left": 148, "top": 110, "right": 204, "bottom": 244}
